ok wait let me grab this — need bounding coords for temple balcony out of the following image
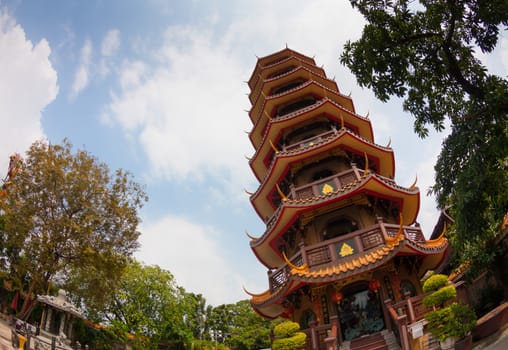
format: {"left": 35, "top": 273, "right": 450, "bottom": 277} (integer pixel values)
{"left": 266, "top": 127, "right": 339, "bottom": 165}
{"left": 288, "top": 164, "right": 364, "bottom": 200}
{"left": 267, "top": 219, "right": 426, "bottom": 293}
{"left": 263, "top": 164, "right": 377, "bottom": 228}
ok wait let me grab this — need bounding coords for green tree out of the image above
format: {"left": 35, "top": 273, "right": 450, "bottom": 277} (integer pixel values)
{"left": 184, "top": 292, "right": 208, "bottom": 340}
{"left": 0, "top": 139, "right": 147, "bottom": 317}
{"left": 341, "top": 0, "right": 508, "bottom": 274}
{"left": 227, "top": 300, "right": 271, "bottom": 350}
{"left": 205, "top": 300, "right": 271, "bottom": 350}
{"left": 99, "top": 260, "right": 193, "bottom": 349}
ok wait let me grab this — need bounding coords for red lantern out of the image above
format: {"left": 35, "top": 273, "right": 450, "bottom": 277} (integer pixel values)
{"left": 369, "top": 279, "right": 381, "bottom": 292}
{"left": 331, "top": 291, "right": 344, "bottom": 303}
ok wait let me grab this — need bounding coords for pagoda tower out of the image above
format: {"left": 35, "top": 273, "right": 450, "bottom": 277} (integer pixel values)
{"left": 244, "top": 48, "right": 449, "bottom": 350}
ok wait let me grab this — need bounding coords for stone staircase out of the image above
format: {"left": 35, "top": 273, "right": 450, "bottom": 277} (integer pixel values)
{"left": 341, "top": 330, "right": 401, "bottom": 350}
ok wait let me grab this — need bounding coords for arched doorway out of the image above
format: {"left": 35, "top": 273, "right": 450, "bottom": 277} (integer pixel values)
{"left": 337, "top": 281, "right": 385, "bottom": 341}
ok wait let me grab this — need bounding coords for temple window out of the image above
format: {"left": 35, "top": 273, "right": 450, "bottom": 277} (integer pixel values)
{"left": 312, "top": 169, "right": 334, "bottom": 182}
{"left": 400, "top": 280, "right": 417, "bottom": 297}
{"left": 299, "top": 309, "right": 317, "bottom": 329}
{"left": 267, "top": 65, "right": 295, "bottom": 79}
{"left": 323, "top": 217, "right": 359, "bottom": 240}
{"left": 271, "top": 79, "right": 305, "bottom": 95}
{"left": 277, "top": 97, "right": 316, "bottom": 117}
{"left": 264, "top": 56, "right": 289, "bottom": 67}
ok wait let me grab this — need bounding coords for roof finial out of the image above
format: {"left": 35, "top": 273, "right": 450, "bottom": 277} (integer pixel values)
{"left": 269, "top": 139, "right": 279, "bottom": 154}
{"left": 245, "top": 231, "right": 259, "bottom": 241}
{"left": 282, "top": 252, "right": 308, "bottom": 272}
{"left": 275, "top": 184, "right": 288, "bottom": 201}
{"left": 410, "top": 175, "right": 418, "bottom": 190}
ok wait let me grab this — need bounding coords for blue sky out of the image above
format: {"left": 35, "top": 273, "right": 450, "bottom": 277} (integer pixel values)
{"left": 1, "top": 0, "right": 507, "bottom": 306}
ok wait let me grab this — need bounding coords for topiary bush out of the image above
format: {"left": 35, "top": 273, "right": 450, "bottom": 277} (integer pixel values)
{"left": 422, "top": 274, "right": 449, "bottom": 293}
{"left": 422, "top": 285, "right": 457, "bottom": 309}
{"left": 423, "top": 274, "right": 477, "bottom": 343}
{"left": 273, "top": 321, "right": 300, "bottom": 338}
{"left": 272, "top": 321, "right": 307, "bottom": 350}
{"left": 425, "top": 303, "right": 477, "bottom": 342}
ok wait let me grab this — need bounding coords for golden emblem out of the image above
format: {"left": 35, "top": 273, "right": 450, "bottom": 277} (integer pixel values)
{"left": 321, "top": 183, "right": 334, "bottom": 194}
{"left": 339, "top": 243, "right": 354, "bottom": 257}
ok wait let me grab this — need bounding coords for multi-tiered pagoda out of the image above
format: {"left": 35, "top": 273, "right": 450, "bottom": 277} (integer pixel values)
{"left": 244, "top": 48, "right": 449, "bottom": 350}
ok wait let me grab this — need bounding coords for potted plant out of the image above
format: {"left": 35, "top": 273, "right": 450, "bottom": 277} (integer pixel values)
{"left": 422, "top": 274, "right": 476, "bottom": 350}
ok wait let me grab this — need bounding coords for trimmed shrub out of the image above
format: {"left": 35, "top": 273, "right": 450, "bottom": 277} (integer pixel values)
{"left": 273, "top": 321, "right": 300, "bottom": 339}
{"left": 423, "top": 285, "right": 457, "bottom": 308}
{"left": 272, "top": 332, "right": 306, "bottom": 350}
{"left": 422, "top": 274, "right": 449, "bottom": 293}
{"left": 272, "top": 321, "right": 307, "bottom": 350}
{"left": 425, "top": 303, "right": 477, "bottom": 341}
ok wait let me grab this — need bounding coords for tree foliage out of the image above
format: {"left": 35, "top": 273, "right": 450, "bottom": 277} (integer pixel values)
{"left": 341, "top": 0, "right": 508, "bottom": 273}
{"left": 99, "top": 261, "right": 193, "bottom": 349}
{"left": 205, "top": 300, "right": 272, "bottom": 350}
{"left": 0, "top": 139, "right": 147, "bottom": 317}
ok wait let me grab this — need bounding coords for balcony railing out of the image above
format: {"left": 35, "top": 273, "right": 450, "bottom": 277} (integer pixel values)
{"left": 283, "top": 129, "right": 337, "bottom": 152}
{"left": 289, "top": 166, "right": 363, "bottom": 201}
{"left": 267, "top": 220, "right": 426, "bottom": 292}
{"left": 266, "top": 128, "right": 339, "bottom": 165}
{"left": 264, "top": 165, "right": 364, "bottom": 229}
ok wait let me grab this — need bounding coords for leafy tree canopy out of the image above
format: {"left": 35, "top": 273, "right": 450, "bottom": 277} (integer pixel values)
{"left": 0, "top": 139, "right": 148, "bottom": 317}
{"left": 98, "top": 260, "right": 193, "bottom": 350}
{"left": 341, "top": 0, "right": 508, "bottom": 273}
{"left": 205, "top": 300, "right": 272, "bottom": 350}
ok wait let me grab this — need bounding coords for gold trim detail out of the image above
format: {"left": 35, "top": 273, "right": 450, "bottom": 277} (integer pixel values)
{"left": 275, "top": 184, "right": 288, "bottom": 201}
{"left": 283, "top": 252, "right": 308, "bottom": 272}
{"left": 364, "top": 152, "right": 370, "bottom": 174}
{"left": 410, "top": 175, "right": 418, "bottom": 190}
{"left": 245, "top": 231, "right": 259, "bottom": 241}
{"left": 269, "top": 139, "right": 279, "bottom": 154}
{"left": 386, "top": 214, "right": 404, "bottom": 245}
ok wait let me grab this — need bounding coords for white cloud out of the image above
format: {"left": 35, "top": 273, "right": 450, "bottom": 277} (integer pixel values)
{"left": 104, "top": 25, "right": 254, "bottom": 196}
{"left": 103, "top": 0, "right": 365, "bottom": 198}
{"left": 135, "top": 214, "right": 259, "bottom": 305}
{"left": 70, "top": 39, "right": 92, "bottom": 99}
{"left": 99, "top": 29, "right": 120, "bottom": 77}
{"left": 101, "top": 29, "right": 120, "bottom": 57}
{"left": 0, "top": 9, "right": 57, "bottom": 171}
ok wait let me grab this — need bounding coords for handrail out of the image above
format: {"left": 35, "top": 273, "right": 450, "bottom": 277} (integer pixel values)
{"left": 267, "top": 220, "right": 426, "bottom": 292}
